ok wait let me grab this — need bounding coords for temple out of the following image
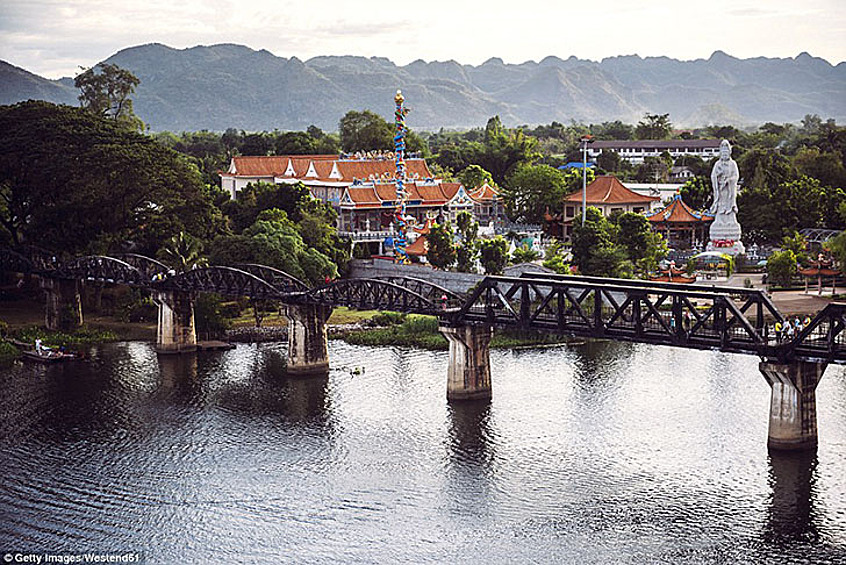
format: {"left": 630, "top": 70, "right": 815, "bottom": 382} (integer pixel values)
{"left": 556, "top": 176, "right": 661, "bottom": 239}
{"left": 645, "top": 193, "right": 713, "bottom": 250}
{"left": 219, "top": 154, "right": 503, "bottom": 242}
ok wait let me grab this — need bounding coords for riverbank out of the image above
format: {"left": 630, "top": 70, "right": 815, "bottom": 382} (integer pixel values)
{"left": 340, "top": 314, "right": 575, "bottom": 351}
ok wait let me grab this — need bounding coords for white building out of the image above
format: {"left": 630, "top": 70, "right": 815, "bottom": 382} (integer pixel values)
{"left": 588, "top": 140, "right": 721, "bottom": 165}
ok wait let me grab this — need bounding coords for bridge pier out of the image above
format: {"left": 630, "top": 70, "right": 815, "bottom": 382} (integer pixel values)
{"left": 284, "top": 304, "right": 333, "bottom": 376}
{"left": 153, "top": 290, "right": 197, "bottom": 354}
{"left": 40, "top": 277, "right": 83, "bottom": 331}
{"left": 760, "top": 361, "right": 826, "bottom": 451}
{"left": 440, "top": 324, "right": 493, "bottom": 401}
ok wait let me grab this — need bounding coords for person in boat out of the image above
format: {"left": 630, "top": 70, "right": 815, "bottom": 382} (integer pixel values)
{"left": 35, "top": 338, "right": 43, "bottom": 355}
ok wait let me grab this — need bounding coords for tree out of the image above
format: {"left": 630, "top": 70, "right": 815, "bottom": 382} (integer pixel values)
{"left": 767, "top": 249, "right": 797, "bottom": 287}
{"left": 542, "top": 239, "right": 570, "bottom": 274}
{"left": 455, "top": 211, "right": 479, "bottom": 273}
{"left": 479, "top": 237, "right": 508, "bottom": 275}
{"left": 74, "top": 63, "right": 143, "bottom": 131}
{"left": 426, "top": 222, "right": 456, "bottom": 270}
{"left": 571, "top": 207, "right": 628, "bottom": 277}
{"left": 210, "top": 211, "right": 337, "bottom": 285}
{"left": 635, "top": 113, "right": 672, "bottom": 140}
{"left": 157, "top": 231, "right": 208, "bottom": 272}
{"left": 457, "top": 165, "right": 495, "bottom": 190}
{"left": 596, "top": 150, "right": 623, "bottom": 173}
{"left": 502, "top": 163, "right": 568, "bottom": 223}
{"left": 475, "top": 116, "right": 541, "bottom": 185}
{"left": 680, "top": 177, "right": 712, "bottom": 211}
{"left": 511, "top": 244, "right": 540, "bottom": 263}
{"left": 0, "top": 101, "right": 222, "bottom": 255}
{"left": 339, "top": 110, "right": 394, "bottom": 153}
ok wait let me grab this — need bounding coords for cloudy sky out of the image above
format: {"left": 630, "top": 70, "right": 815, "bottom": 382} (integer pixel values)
{"left": 2, "top": 0, "right": 844, "bottom": 79}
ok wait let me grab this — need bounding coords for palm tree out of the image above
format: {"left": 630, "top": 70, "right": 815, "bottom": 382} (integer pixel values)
{"left": 158, "top": 231, "right": 208, "bottom": 273}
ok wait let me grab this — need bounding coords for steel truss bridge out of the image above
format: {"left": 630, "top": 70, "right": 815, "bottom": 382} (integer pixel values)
{"left": 3, "top": 247, "right": 846, "bottom": 364}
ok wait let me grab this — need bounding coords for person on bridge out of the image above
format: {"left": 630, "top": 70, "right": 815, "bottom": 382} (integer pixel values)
{"left": 774, "top": 321, "right": 783, "bottom": 343}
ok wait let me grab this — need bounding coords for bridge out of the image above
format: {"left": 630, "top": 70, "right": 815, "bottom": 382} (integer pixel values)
{"left": 3, "top": 246, "right": 843, "bottom": 452}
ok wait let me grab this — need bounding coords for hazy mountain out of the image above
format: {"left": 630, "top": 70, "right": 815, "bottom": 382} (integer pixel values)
{"left": 3, "top": 43, "right": 845, "bottom": 132}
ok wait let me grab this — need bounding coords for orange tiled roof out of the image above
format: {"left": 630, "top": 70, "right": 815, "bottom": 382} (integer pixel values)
{"left": 440, "top": 182, "right": 462, "bottom": 200}
{"left": 564, "top": 176, "right": 660, "bottom": 204}
{"left": 345, "top": 186, "right": 380, "bottom": 206}
{"left": 225, "top": 155, "right": 432, "bottom": 184}
{"left": 468, "top": 182, "right": 500, "bottom": 202}
{"left": 406, "top": 235, "right": 428, "bottom": 256}
{"left": 646, "top": 194, "right": 713, "bottom": 223}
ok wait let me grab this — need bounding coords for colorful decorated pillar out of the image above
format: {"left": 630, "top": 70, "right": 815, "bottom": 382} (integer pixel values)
{"left": 393, "top": 90, "right": 410, "bottom": 264}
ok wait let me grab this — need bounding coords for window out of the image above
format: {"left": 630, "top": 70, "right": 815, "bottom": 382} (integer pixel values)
{"left": 566, "top": 206, "right": 575, "bottom": 217}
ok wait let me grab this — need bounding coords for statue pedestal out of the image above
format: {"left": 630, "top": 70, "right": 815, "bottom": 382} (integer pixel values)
{"left": 708, "top": 212, "right": 744, "bottom": 256}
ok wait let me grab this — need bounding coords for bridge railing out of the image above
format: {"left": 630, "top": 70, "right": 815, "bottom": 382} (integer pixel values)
{"left": 446, "top": 275, "right": 779, "bottom": 356}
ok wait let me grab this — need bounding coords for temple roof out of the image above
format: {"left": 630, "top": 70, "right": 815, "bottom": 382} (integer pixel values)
{"left": 563, "top": 176, "right": 660, "bottom": 205}
{"left": 223, "top": 155, "right": 432, "bottom": 183}
{"left": 645, "top": 193, "right": 713, "bottom": 223}
{"left": 406, "top": 235, "right": 428, "bottom": 256}
{"left": 339, "top": 180, "right": 472, "bottom": 209}
{"left": 467, "top": 182, "right": 500, "bottom": 202}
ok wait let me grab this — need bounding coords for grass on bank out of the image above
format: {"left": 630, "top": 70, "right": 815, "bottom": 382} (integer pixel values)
{"left": 341, "top": 314, "right": 574, "bottom": 351}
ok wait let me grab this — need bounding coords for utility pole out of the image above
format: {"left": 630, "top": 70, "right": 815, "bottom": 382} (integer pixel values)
{"left": 580, "top": 135, "right": 594, "bottom": 226}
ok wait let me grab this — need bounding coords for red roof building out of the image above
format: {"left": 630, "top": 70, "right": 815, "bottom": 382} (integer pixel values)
{"left": 645, "top": 193, "right": 713, "bottom": 249}
{"left": 559, "top": 176, "right": 661, "bottom": 239}
{"left": 219, "top": 154, "right": 433, "bottom": 205}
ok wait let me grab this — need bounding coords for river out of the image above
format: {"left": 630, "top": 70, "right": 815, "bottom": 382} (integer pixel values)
{"left": 1, "top": 339, "right": 845, "bottom": 564}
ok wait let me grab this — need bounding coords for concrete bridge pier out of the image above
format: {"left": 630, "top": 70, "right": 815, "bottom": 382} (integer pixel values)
{"left": 760, "top": 361, "right": 826, "bottom": 451}
{"left": 153, "top": 290, "right": 197, "bottom": 354}
{"left": 40, "top": 277, "right": 83, "bottom": 331}
{"left": 440, "top": 324, "right": 493, "bottom": 401}
{"left": 284, "top": 304, "right": 333, "bottom": 376}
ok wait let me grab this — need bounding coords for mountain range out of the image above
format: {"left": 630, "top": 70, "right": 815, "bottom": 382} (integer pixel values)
{"left": 2, "top": 43, "right": 844, "bottom": 132}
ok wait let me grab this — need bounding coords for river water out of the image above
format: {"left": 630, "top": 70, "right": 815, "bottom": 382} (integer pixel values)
{"left": 1, "top": 339, "right": 845, "bottom": 564}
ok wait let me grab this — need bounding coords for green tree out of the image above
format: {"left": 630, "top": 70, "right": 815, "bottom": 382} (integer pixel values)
{"left": 210, "top": 211, "right": 337, "bottom": 285}
{"left": 542, "top": 239, "right": 570, "bottom": 274}
{"left": 479, "top": 237, "right": 508, "bottom": 275}
{"left": 767, "top": 249, "right": 797, "bottom": 287}
{"left": 476, "top": 116, "right": 541, "bottom": 185}
{"left": 455, "top": 211, "right": 479, "bottom": 273}
{"left": 0, "top": 101, "right": 222, "bottom": 254}
{"left": 780, "top": 231, "right": 810, "bottom": 266}
{"left": 426, "top": 222, "right": 456, "bottom": 270}
{"left": 571, "top": 207, "right": 628, "bottom": 277}
{"left": 502, "top": 163, "right": 568, "bottom": 223}
{"left": 511, "top": 244, "right": 540, "bottom": 263}
{"left": 339, "top": 110, "right": 394, "bottom": 152}
{"left": 74, "top": 63, "right": 143, "bottom": 131}
{"left": 680, "top": 177, "right": 712, "bottom": 211}
{"left": 596, "top": 149, "right": 623, "bottom": 172}
{"left": 635, "top": 113, "right": 672, "bottom": 140}
{"left": 157, "top": 231, "right": 208, "bottom": 272}
{"left": 457, "top": 164, "right": 495, "bottom": 189}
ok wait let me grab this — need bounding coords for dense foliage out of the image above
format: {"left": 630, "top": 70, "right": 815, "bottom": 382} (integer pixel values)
{"left": 0, "top": 101, "right": 222, "bottom": 255}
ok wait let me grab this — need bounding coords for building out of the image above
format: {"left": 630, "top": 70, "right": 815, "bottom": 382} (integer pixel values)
{"left": 466, "top": 182, "right": 503, "bottom": 226}
{"left": 558, "top": 176, "right": 661, "bottom": 239}
{"left": 219, "top": 154, "right": 433, "bottom": 204}
{"left": 624, "top": 182, "right": 685, "bottom": 203}
{"left": 645, "top": 193, "right": 713, "bottom": 249}
{"left": 587, "top": 140, "right": 721, "bottom": 165}
{"left": 337, "top": 179, "right": 474, "bottom": 232}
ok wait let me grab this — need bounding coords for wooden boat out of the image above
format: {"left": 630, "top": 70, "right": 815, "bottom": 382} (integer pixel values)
{"left": 21, "top": 349, "right": 80, "bottom": 363}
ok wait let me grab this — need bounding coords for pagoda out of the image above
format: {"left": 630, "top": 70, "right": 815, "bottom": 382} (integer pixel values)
{"left": 645, "top": 193, "right": 713, "bottom": 249}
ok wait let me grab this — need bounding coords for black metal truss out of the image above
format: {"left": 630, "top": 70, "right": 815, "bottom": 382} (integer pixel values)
{"left": 154, "top": 266, "right": 286, "bottom": 299}
{"left": 233, "top": 263, "right": 309, "bottom": 293}
{"left": 375, "top": 276, "right": 464, "bottom": 309}
{"left": 302, "top": 278, "right": 437, "bottom": 314}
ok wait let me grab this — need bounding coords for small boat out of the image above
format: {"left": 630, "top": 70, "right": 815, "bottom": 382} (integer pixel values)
{"left": 21, "top": 349, "right": 81, "bottom": 363}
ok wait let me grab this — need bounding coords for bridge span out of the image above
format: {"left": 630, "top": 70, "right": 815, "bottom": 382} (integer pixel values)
{"left": 3, "top": 246, "right": 843, "bottom": 451}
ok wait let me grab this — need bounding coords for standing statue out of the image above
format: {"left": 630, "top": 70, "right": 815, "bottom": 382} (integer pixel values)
{"left": 709, "top": 139, "right": 739, "bottom": 215}
{"left": 707, "top": 139, "right": 744, "bottom": 254}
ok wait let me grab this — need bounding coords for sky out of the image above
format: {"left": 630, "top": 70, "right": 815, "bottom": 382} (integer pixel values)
{"left": 1, "top": 0, "right": 845, "bottom": 79}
